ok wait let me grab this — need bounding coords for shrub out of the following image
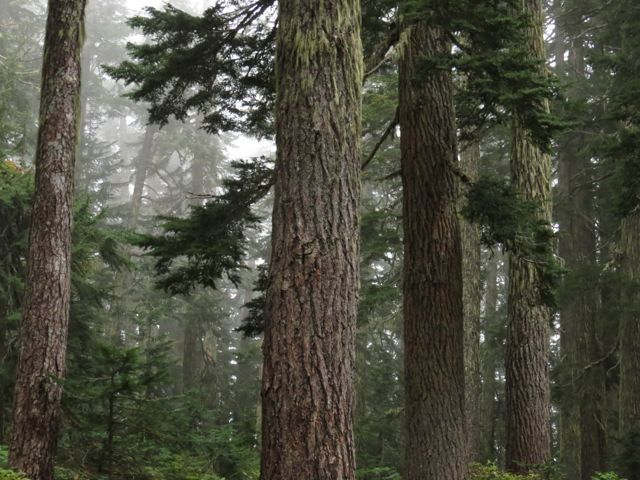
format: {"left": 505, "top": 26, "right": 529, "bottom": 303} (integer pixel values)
{"left": 470, "top": 464, "right": 542, "bottom": 480}
{"left": 0, "top": 469, "right": 28, "bottom": 480}
{"left": 591, "top": 473, "right": 626, "bottom": 480}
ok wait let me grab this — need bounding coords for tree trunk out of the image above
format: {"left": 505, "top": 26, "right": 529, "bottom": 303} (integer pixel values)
{"left": 0, "top": 302, "right": 7, "bottom": 443}
{"left": 8, "top": 0, "right": 86, "bottom": 478}
{"left": 260, "top": 0, "right": 362, "bottom": 478}
{"left": 478, "top": 252, "right": 502, "bottom": 463}
{"left": 105, "top": 124, "right": 157, "bottom": 344}
{"left": 400, "top": 21, "right": 467, "bottom": 480}
{"left": 505, "top": 0, "right": 553, "bottom": 472}
{"left": 554, "top": 9, "right": 581, "bottom": 477}
{"left": 619, "top": 213, "right": 640, "bottom": 480}
{"left": 557, "top": 143, "right": 582, "bottom": 480}
{"left": 182, "top": 156, "right": 206, "bottom": 392}
{"left": 556, "top": 10, "right": 606, "bottom": 476}
{"left": 461, "top": 142, "right": 483, "bottom": 462}
{"left": 128, "top": 125, "right": 156, "bottom": 229}
{"left": 182, "top": 317, "right": 203, "bottom": 392}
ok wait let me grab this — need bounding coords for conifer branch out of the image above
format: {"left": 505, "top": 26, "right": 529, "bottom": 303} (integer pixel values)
{"left": 361, "top": 108, "right": 399, "bottom": 171}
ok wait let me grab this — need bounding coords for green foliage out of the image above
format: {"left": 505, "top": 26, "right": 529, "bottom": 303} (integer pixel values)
{"left": 470, "top": 463, "right": 566, "bottom": 480}
{"left": 62, "top": 331, "right": 261, "bottom": 480}
{"left": 138, "top": 158, "right": 272, "bottom": 295}
{"left": 470, "top": 464, "right": 540, "bottom": 479}
{"left": 0, "top": 161, "right": 31, "bottom": 316}
{"left": 0, "top": 162, "right": 32, "bottom": 424}
{"left": 0, "top": 3, "right": 41, "bottom": 160}
{"left": 463, "top": 175, "right": 564, "bottom": 306}
{"left": 358, "top": 207, "right": 402, "bottom": 323}
{"left": 595, "top": 0, "right": 640, "bottom": 218}
{"left": 73, "top": 197, "right": 131, "bottom": 281}
{"left": 62, "top": 340, "right": 171, "bottom": 476}
{"left": 468, "top": 463, "right": 626, "bottom": 480}
{"left": 236, "top": 264, "right": 267, "bottom": 337}
{"left": 0, "top": 447, "right": 26, "bottom": 480}
{"left": 104, "top": 1, "right": 276, "bottom": 136}
{"left": 0, "top": 469, "right": 27, "bottom": 480}
{"left": 402, "top": 0, "right": 566, "bottom": 151}
{"left": 591, "top": 474, "right": 626, "bottom": 480}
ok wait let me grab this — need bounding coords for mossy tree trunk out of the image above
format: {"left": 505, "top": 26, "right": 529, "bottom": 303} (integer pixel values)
{"left": 504, "top": 0, "right": 553, "bottom": 472}
{"left": 400, "top": 21, "right": 468, "bottom": 480}
{"left": 461, "top": 142, "right": 483, "bottom": 462}
{"left": 8, "top": 0, "right": 86, "bottom": 478}
{"left": 260, "top": 0, "right": 363, "bottom": 478}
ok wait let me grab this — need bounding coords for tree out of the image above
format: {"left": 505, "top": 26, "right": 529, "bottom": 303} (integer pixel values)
{"left": 0, "top": 161, "right": 31, "bottom": 442}
{"left": 399, "top": 17, "right": 468, "bottom": 480}
{"left": 619, "top": 214, "right": 640, "bottom": 480}
{"left": 554, "top": 1, "right": 606, "bottom": 476}
{"left": 259, "top": 0, "right": 363, "bottom": 478}
{"left": 0, "top": 1, "right": 42, "bottom": 163}
{"left": 8, "top": 0, "right": 87, "bottom": 478}
{"left": 504, "top": 0, "right": 553, "bottom": 471}
{"left": 461, "top": 142, "right": 483, "bottom": 461}
{"left": 603, "top": 0, "right": 640, "bottom": 477}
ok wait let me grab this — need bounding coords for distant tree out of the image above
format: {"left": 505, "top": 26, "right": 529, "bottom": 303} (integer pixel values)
{"left": 602, "top": 1, "right": 640, "bottom": 478}
{"left": 0, "top": 161, "right": 31, "bottom": 442}
{"left": 554, "top": 1, "right": 607, "bottom": 477}
{"left": 0, "top": 2, "right": 42, "bottom": 163}
{"left": 8, "top": 0, "right": 87, "bottom": 478}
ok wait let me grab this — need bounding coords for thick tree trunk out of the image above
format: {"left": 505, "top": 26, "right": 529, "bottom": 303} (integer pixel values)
{"left": 400, "top": 22, "right": 467, "bottom": 480}
{"left": 260, "top": 0, "right": 362, "bottom": 478}
{"left": 505, "top": 0, "right": 552, "bottom": 472}
{"left": 461, "top": 142, "right": 483, "bottom": 462}
{"left": 8, "top": 0, "right": 86, "bottom": 478}
{"left": 619, "top": 213, "right": 640, "bottom": 480}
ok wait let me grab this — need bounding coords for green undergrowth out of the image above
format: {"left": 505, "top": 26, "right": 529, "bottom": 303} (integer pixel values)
{"left": 356, "top": 466, "right": 401, "bottom": 479}
{"left": 470, "top": 464, "right": 626, "bottom": 480}
{"left": 0, "top": 447, "right": 627, "bottom": 480}
{"left": 471, "top": 464, "right": 546, "bottom": 480}
{"left": 0, "top": 444, "right": 228, "bottom": 480}
{"left": 0, "top": 447, "right": 26, "bottom": 480}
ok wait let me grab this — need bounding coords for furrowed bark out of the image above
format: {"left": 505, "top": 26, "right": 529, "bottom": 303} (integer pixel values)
{"left": 505, "top": 0, "right": 553, "bottom": 472}
{"left": 8, "top": 0, "right": 86, "bottom": 478}
{"left": 400, "top": 21, "right": 468, "bottom": 480}
{"left": 260, "top": 0, "right": 363, "bottom": 478}
{"left": 461, "top": 142, "right": 483, "bottom": 462}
